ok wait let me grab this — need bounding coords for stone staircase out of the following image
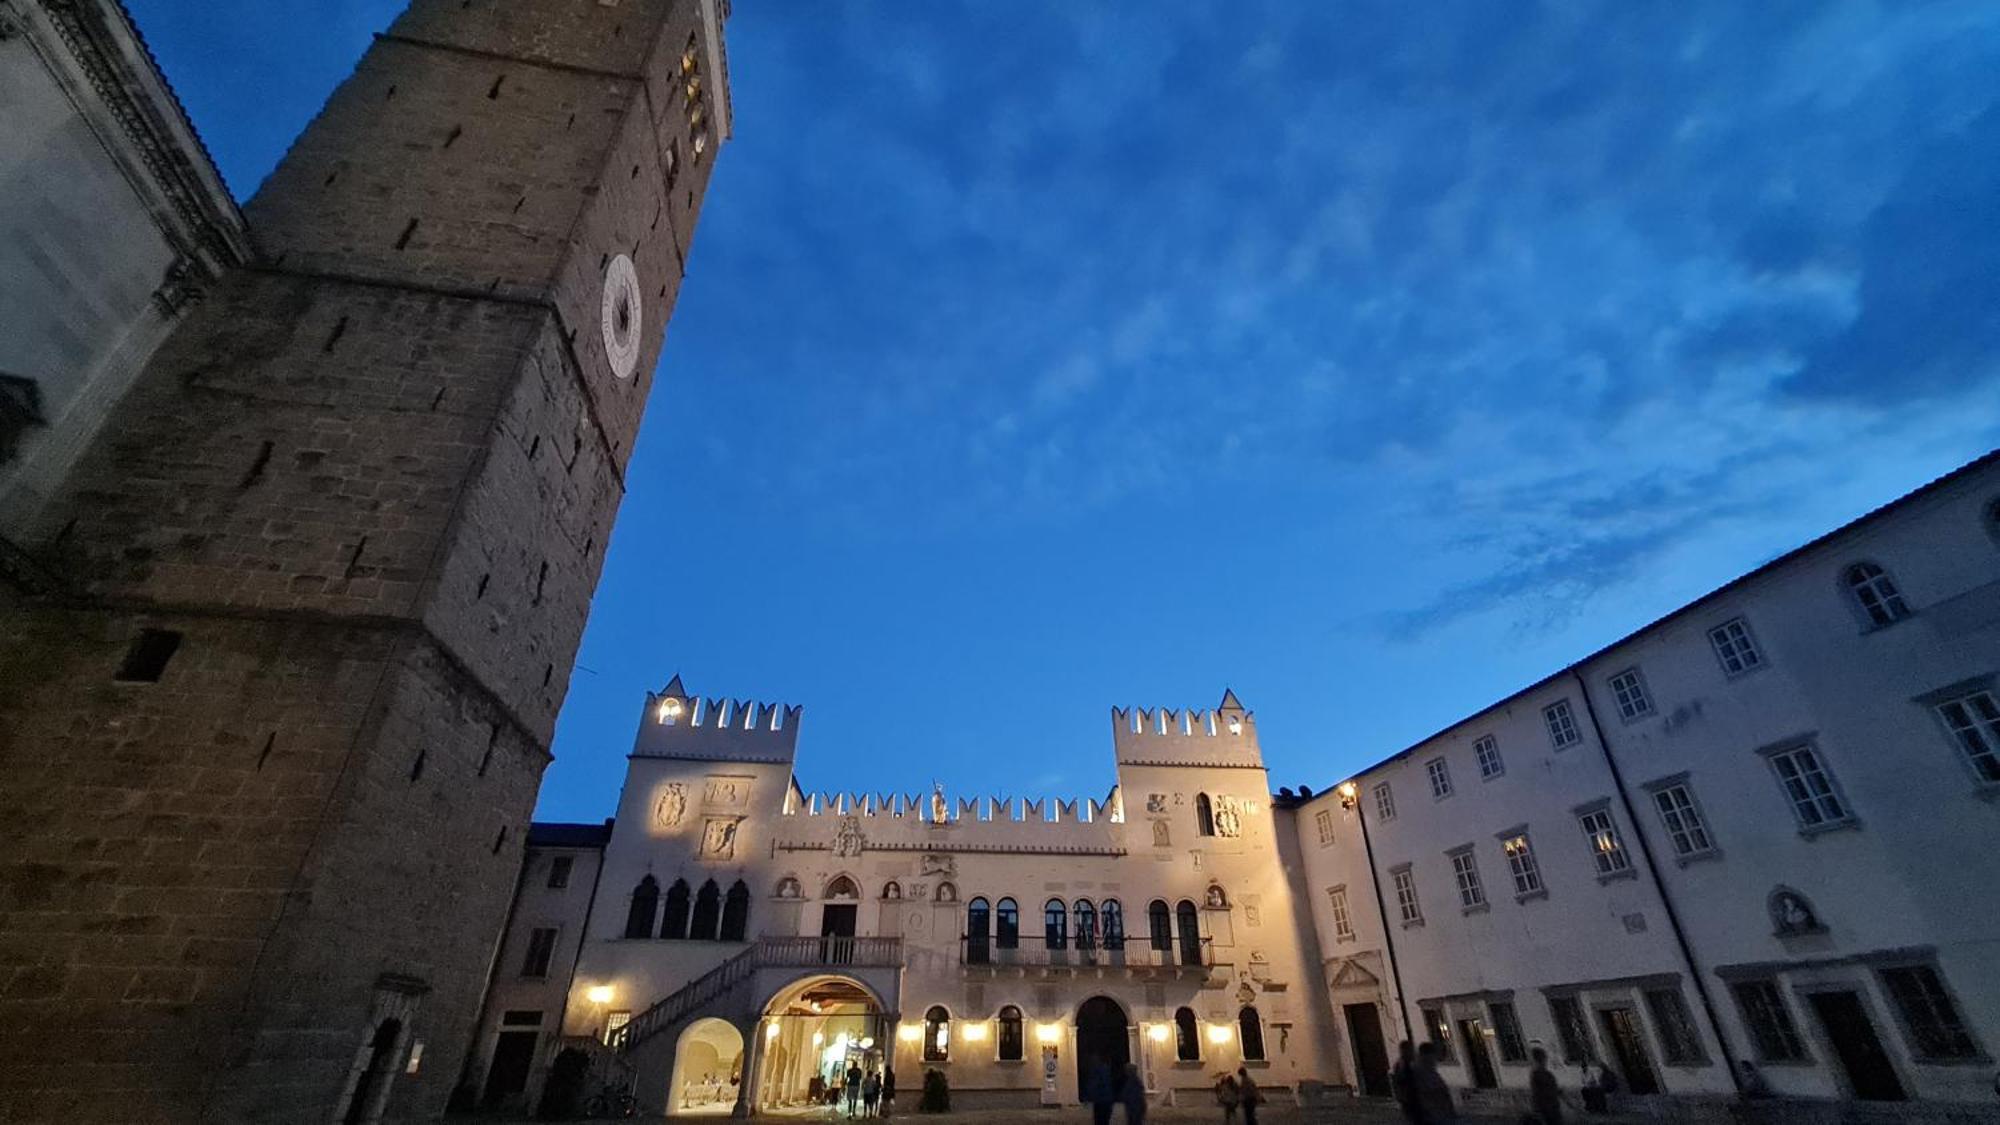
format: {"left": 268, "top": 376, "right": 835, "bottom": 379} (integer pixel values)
{"left": 608, "top": 936, "right": 905, "bottom": 1115}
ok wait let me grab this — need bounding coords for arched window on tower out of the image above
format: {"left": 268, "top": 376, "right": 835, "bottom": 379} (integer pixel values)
{"left": 719, "top": 879, "right": 750, "bottom": 941}
{"left": 1044, "top": 898, "right": 1068, "bottom": 951}
{"left": 996, "top": 897, "right": 1020, "bottom": 950}
{"left": 1074, "top": 899, "right": 1097, "bottom": 952}
{"left": 1195, "top": 793, "right": 1216, "bottom": 837}
{"left": 1147, "top": 900, "right": 1172, "bottom": 953}
{"left": 660, "top": 878, "right": 691, "bottom": 939}
{"left": 997, "top": 1004, "right": 1024, "bottom": 1062}
{"left": 924, "top": 1005, "right": 951, "bottom": 1062}
{"left": 1239, "top": 1005, "right": 1267, "bottom": 1062}
{"left": 1175, "top": 1006, "right": 1201, "bottom": 1062}
{"left": 825, "top": 875, "right": 860, "bottom": 899}
{"left": 623, "top": 875, "right": 659, "bottom": 939}
{"left": 1101, "top": 899, "right": 1126, "bottom": 951}
{"left": 1844, "top": 562, "right": 1911, "bottom": 628}
{"left": 689, "top": 878, "right": 722, "bottom": 940}
{"left": 967, "top": 897, "right": 992, "bottom": 964}
{"left": 1176, "top": 900, "right": 1202, "bottom": 965}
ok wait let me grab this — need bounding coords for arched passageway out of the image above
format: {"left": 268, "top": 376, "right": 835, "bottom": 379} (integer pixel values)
{"left": 1075, "top": 996, "right": 1131, "bottom": 1100}
{"left": 755, "top": 976, "right": 888, "bottom": 1111}
{"left": 667, "top": 1018, "right": 744, "bottom": 1115}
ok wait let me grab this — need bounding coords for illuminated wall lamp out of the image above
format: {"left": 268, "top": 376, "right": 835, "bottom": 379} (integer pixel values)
{"left": 1207, "top": 1025, "right": 1234, "bottom": 1045}
{"left": 961, "top": 1023, "right": 989, "bottom": 1042}
{"left": 897, "top": 1024, "right": 923, "bottom": 1043}
{"left": 1146, "top": 1024, "right": 1170, "bottom": 1043}
{"left": 584, "top": 985, "right": 615, "bottom": 1005}
{"left": 1036, "top": 1024, "right": 1063, "bottom": 1044}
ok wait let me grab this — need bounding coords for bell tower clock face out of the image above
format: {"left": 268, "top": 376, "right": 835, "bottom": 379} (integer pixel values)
{"left": 601, "top": 253, "right": 643, "bottom": 380}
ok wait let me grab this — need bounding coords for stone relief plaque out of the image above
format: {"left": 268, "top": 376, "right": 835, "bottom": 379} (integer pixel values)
{"left": 700, "top": 817, "right": 740, "bottom": 859}
{"left": 653, "top": 783, "right": 688, "bottom": 830}
{"left": 920, "top": 852, "right": 955, "bottom": 878}
{"left": 1151, "top": 820, "right": 1171, "bottom": 848}
{"left": 1213, "top": 795, "right": 1243, "bottom": 838}
{"left": 1145, "top": 793, "right": 1167, "bottom": 814}
{"left": 703, "top": 775, "right": 753, "bottom": 809}
{"left": 832, "top": 815, "right": 865, "bottom": 857}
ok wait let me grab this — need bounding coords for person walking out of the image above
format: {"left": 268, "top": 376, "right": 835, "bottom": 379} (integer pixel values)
{"left": 1215, "top": 1073, "right": 1241, "bottom": 1125}
{"left": 1120, "top": 1063, "right": 1148, "bottom": 1125}
{"left": 846, "top": 1062, "right": 864, "bottom": 1117}
{"left": 1084, "top": 1057, "right": 1118, "bottom": 1125}
{"left": 1413, "top": 1042, "right": 1456, "bottom": 1123}
{"left": 1528, "top": 1047, "right": 1563, "bottom": 1125}
{"left": 1235, "top": 1068, "right": 1261, "bottom": 1125}
{"left": 880, "top": 1066, "right": 896, "bottom": 1118}
{"left": 1390, "top": 1041, "right": 1426, "bottom": 1124}
{"left": 862, "top": 1070, "right": 882, "bottom": 1118}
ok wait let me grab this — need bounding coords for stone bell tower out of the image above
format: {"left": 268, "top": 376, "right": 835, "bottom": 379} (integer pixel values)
{"left": 0, "top": 1, "right": 730, "bottom": 1120}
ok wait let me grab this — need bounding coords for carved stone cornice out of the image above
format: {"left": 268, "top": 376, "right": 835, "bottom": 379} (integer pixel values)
{"left": 19, "top": 0, "right": 249, "bottom": 278}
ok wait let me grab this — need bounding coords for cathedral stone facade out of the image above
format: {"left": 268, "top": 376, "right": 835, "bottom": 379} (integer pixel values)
{"left": 0, "top": 1, "right": 731, "bottom": 1120}
{"left": 469, "top": 453, "right": 2000, "bottom": 1121}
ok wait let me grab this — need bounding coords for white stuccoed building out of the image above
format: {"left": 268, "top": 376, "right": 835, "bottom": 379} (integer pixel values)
{"left": 1289, "top": 449, "right": 2000, "bottom": 1117}
{"left": 462, "top": 449, "right": 2000, "bottom": 1120}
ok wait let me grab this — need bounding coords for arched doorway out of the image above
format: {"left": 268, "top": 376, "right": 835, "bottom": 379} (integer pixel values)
{"left": 1074, "top": 996, "right": 1130, "bottom": 1101}
{"left": 757, "top": 976, "right": 888, "bottom": 1111}
{"left": 668, "top": 1018, "right": 744, "bottom": 1115}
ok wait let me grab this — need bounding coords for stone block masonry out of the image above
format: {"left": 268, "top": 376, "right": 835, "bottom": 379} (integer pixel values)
{"left": 0, "top": 0, "right": 729, "bottom": 1120}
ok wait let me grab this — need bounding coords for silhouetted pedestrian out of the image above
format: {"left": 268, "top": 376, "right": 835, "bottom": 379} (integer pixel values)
{"left": 1084, "top": 1057, "right": 1117, "bottom": 1125}
{"left": 1528, "top": 1047, "right": 1562, "bottom": 1125}
{"left": 1414, "top": 1042, "right": 1455, "bottom": 1123}
{"left": 1236, "top": 1067, "right": 1261, "bottom": 1125}
{"left": 1391, "top": 1041, "right": 1426, "bottom": 1124}
{"left": 1215, "top": 1073, "right": 1241, "bottom": 1125}
{"left": 1120, "top": 1063, "right": 1148, "bottom": 1125}
{"left": 846, "top": 1063, "right": 864, "bottom": 1117}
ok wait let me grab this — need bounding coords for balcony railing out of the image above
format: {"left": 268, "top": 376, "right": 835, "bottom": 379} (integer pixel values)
{"left": 960, "top": 935, "right": 1212, "bottom": 970}
{"left": 757, "top": 935, "right": 904, "bottom": 968}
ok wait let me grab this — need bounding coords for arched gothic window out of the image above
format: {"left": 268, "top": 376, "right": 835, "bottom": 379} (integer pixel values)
{"left": 1174, "top": 1006, "right": 1201, "bottom": 1062}
{"left": 1101, "top": 899, "right": 1126, "bottom": 951}
{"left": 1175, "top": 900, "right": 1202, "bottom": 965}
{"left": 1074, "top": 899, "right": 1097, "bottom": 951}
{"left": 689, "top": 878, "right": 721, "bottom": 940}
{"left": 1845, "top": 562, "right": 1911, "bottom": 627}
{"left": 1239, "top": 1005, "right": 1267, "bottom": 1062}
{"left": 1147, "top": 900, "right": 1172, "bottom": 952}
{"left": 623, "top": 875, "right": 659, "bottom": 939}
{"left": 967, "top": 898, "right": 992, "bottom": 964}
{"left": 1195, "top": 793, "right": 1217, "bottom": 837}
{"left": 1044, "top": 898, "right": 1068, "bottom": 950}
{"left": 824, "top": 875, "right": 860, "bottom": 899}
{"left": 719, "top": 879, "right": 750, "bottom": 941}
{"left": 924, "top": 1005, "right": 951, "bottom": 1062}
{"left": 997, "top": 1004, "right": 1025, "bottom": 1061}
{"left": 660, "top": 878, "right": 691, "bottom": 939}
{"left": 996, "top": 897, "right": 1020, "bottom": 950}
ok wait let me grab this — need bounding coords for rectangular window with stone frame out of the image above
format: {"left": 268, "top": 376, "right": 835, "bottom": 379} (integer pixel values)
{"left": 1421, "top": 1006, "right": 1455, "bottom": 1063}
{"left": 1608, "top": 667, "right": 1654, "bottom": 720}
{"left": 1730, "top": 979, "right": 1806, "bottom": 1062}
{"left": 1544, "top": 698, "right": 1582, "bottom": 749}
{"left": 1315, "top": 808, "right": 1335, "bottom": 846}
{"left": 1489, "top": 1000, "right": 1529, "bottom": 1064}
{"left": 1878, "top": 964, "right": 1982, "bottom": 1061}
{"left": 1327, "top": 885, "right": 1355, "bottom": 942}
{"left": 1643, "top": 985, "right": 1707, "bottom": 1065}
{"left": 1760, "top": 740, "right": 1855, "bottom": 832}
{"left": 520, "top": 927, "right": 558, "bottom": 978}
{"left": 1391, "top": 866, "right": 1423, "bottom": 926}
{"left": 1373, "top": 781, "right": 1397, "bottom": 821}
{"left": 1448, "top": 846, "right": 1485, "bottom": 910}
{"left": 1548, "top": 994, "right": 1593, "bottom": 1065}
{"left": 1576, "top": 804, "right": 1632, "bottom": 878}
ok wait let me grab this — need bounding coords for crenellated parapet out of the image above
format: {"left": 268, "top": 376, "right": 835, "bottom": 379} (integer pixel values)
{"left": 781, "top": 784, "right": 1125, "bottom": 825}
{"left": 629, "top": 674, "right": 801, "bottom": 764}
{"left": 1112, "top": 688, "right": 1262, "bottom": 768}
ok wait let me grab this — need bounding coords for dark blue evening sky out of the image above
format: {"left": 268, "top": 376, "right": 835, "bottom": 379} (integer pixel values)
{"left": 129, "top": 1, "right": 2000, "bottom": 821}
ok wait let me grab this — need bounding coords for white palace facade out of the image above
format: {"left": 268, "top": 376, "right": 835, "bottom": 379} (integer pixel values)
{"left": 462, "top": 450, "right": 2000, "bottom": 1120}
